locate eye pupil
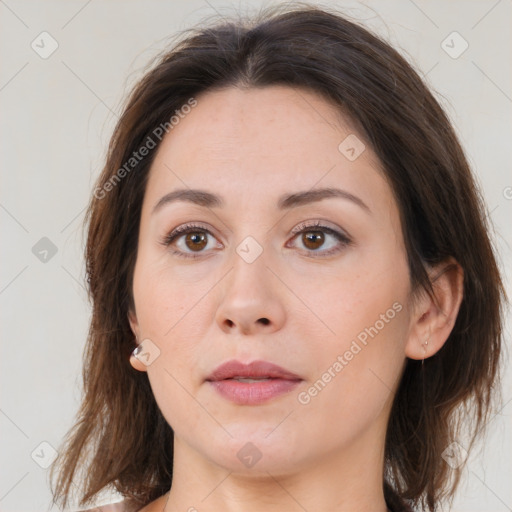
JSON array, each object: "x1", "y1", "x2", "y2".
[
  {"x1": 185, "y1": 232, "x2": 207, "y2": 251},
  {"x1": 303, "y1": 231, "x2": 324, "y2": 250}
]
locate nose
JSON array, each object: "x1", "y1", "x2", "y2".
[{"x1": 215, "y1": 251, "x2": 286, "y2": 336}]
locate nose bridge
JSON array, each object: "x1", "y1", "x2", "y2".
[
  {"x1": 228, "y1": 237, "x2": 272, "y2": 307},
  {"x1": 215, "y1": 235, "x2": 286, "y2": 334}
]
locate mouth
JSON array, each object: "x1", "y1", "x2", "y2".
[
  {"x1": 206, "y1": 360, "x2": 302, "y2": 405},
  {"x1": 229, "y1": 377, "x2": 274, "y2": 383},
  {"x1": 206, "y1": 359, "x2": 302, "y2": 382}
]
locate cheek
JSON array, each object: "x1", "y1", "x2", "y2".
[
  {"x1": 133, "y1": 263, "x2": 212, "y2": 431},
  {"x1": 303, "y1": 262, "x2": 408, "y2": 352},
  {"x1": 294, "y1": 284, "x2": 409, "y2": 446},
  {"x1": 295, "y1": 254, "x2": 410, "y2": 412},
  {"x1": 146, "y1": 359, "x2": 205, "y2": 433},
  {"x1": 132, "y1": 252, "x2": 216, "y2": 341}
]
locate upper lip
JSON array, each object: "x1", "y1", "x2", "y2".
[{"x1": 206, "y1": 360, "x2": 302, "y2": 381}]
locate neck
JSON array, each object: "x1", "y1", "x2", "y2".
[{"x1": 164, "y1": 424, "x2": 389, "y2": 512}]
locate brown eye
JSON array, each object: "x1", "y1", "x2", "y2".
[
  {"x1": 161, "y1": 224, "x2": 221, "y2": 259},
  {"x1": 184, "y1": 232, "x2": 208, "y2": 251},
  {"x1": 302, "y1": 231, "x2": 325, "y2": 250},
  {"x1": 288, "y1": 222, "x2": 352, "y2": 258}
]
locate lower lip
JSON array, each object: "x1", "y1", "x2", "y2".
[{"x1": 208, "y1": 379, "x2": 301, "y2": 405}]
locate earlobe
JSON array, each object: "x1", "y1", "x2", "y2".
[
  {"x1": 129, "y1": 344, "x2": 149, "y2": 373},
  {"x1": 405, "y1": 259, "x2": 464, "y2": 361}
]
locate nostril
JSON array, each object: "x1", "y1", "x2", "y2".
[{"x1": 258, "y1": 318, "x2": 270, "y2": 325}]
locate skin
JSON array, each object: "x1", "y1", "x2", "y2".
[{"x1": 128, "y1": 85, "x2": 463, "y2": 512}]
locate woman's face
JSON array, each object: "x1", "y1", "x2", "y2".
[{"x1": 129, "y1": 85, "x2": 414, "y2": 475}]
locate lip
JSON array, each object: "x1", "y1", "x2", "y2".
[{"x1": 206, "y1": 360, "x2": 302, "y2": 405}]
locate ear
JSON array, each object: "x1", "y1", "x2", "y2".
[
  {"x1": 405, "y1": 259, "x2": 464, "y2": 360},
  {"x1": 128, "y1": 308, "x2": 140, "y2": 340},
  {"x1": 128, "y1": 308, "x2": 148, "y2": 373}
]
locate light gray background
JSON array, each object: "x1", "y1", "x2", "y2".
[{"x1": 1, "y1": 1, "x2": 511, "y2": 511}]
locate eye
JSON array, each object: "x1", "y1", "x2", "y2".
[
  {"x1": 160, "y1": 223, "x2": 221, "y2": 259},
  {"x1": 286, "y1": 220, "x2": 352, "y2": 257},
  {"x1": 160, "y1": 220, "x2": 352, "y2": 260}
]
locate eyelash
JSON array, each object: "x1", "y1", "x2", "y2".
[{"x1": 159, "y1": 221, "x2": 352, "y2": 260}]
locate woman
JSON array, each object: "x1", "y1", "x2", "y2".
[{"x1": 50, "y1": 4, "x2": 505, "y2": 512}]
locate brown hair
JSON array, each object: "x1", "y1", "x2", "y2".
[{"x1": 50, "y1": 4, "x2": 505, "y2": 511}]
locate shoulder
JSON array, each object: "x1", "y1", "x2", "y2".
[
  {"x1": 78, "y1": 494, "x2": 168, "y2": 512},
  {"x1": 78, "y1": 501, "x2": 141, "y2": 512}
]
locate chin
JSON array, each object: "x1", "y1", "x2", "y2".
[{"x1": 200, "y1": 429, "x2": 306, "y2": 475}]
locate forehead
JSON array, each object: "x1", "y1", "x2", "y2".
[{"x1": 144, "y1": 85, "x2": 392, "y2": 214}]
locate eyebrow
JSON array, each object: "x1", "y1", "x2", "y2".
[{"x1": 152, "y1": 187, "x2": 371, "y2": 214}]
